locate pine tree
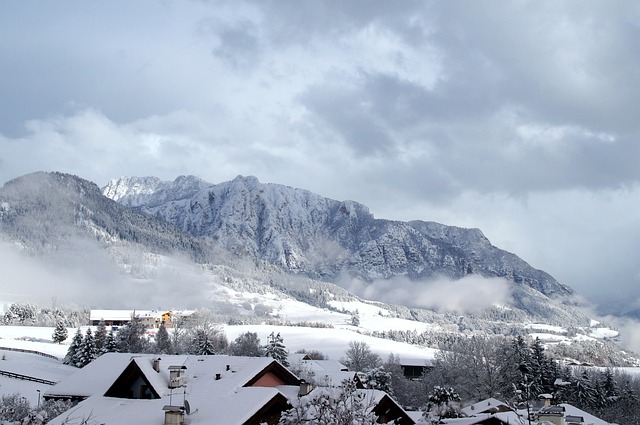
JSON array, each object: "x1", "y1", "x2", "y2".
[
  {"x1": 571, "y1": 370, "x2": 598, "y2": 409},
  {"x1": 64, "y1": 328, "x2": 83, "y2": 366},
  {"x1": 77, "y1": 328, "x2": 98, "y2": 367},
  {"x1": 52, "y1": 321, "x2": 68, "y2": 344},
  {"x1": 601, "y1": 368, "x2": 619, "y2": 402},
  {"x1": 94, "y1": 321, "x2": 107, "y2": 353},
  {"x1": 155, "y1": 323, "x2": 172, "y2": 354},
  {"x1": 192, "y1": 329, "x2": 217, "y2": 355},
  {"x1": 424, "y1": 386, "x2": 462, "y2": 422},
  {"x1": 116, "y1": 313, "x2": 148, "y2": 353},
  {"x1": 351, "y1": 310, "x2": 360, "y2": 327},
  {"x1": 358, "y1": 367, "x2": 394, "y2": 397},
  {"x1": 264, "y1": 332, "x2": 289, "y2": 367},
  {"x1": 102, "y1": 330, "x2": 118, "y2": 354}
]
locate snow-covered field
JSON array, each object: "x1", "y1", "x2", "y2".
[{"x1": 0, "y1": 321, "x2": 436, "y2": 405}]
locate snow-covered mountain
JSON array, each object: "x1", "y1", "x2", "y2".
[
  {"x1": 1, "y1": 171, "x2": 592, "y2": 330},
  {"x1": 103, "y1": 175, "x2": 573, "y2": 299}
]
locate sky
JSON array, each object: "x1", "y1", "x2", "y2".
[{"x1": 1, "y1": 0, "x2": 640, "y2": 317}]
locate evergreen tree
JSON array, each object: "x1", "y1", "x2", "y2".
[
  {"x1": 94, "y1": 321, "x2": 107, "y2": 353},
  {"x1": 102, "y1": 330, "x2": 118, "y2": 354},
  {"x1": 571, "y1": 370, "x2": 598, "y2": 409},
  {"x1": 52, "y1": 321, "x2": 68, "y2": 344},
  {"x1": 601, "y1": 368, "x2": 619, "y2": 402},
  {"x1": 423, "y1": 386, "x2": 462, "y2": 423},
  {"x1": 351, "y1": 310, "x2": 360, "y2": 327},
  {"x1": 529, "y1": 337, "x2": 554, "y2": 396},
  {"x1": 77, "y1": 328, "x2": 98, "y2": 367},
  {"x1": 191, "y1": 329, "x2": 217, "y2": 355},
  {"x1": 155, "y1": 323, "x2": 172, "y2": 354},
  {"x1": 63, "y1": 328, "x2": 83, "y2": 366},
  {"x1": 264, "y1": 332, "x2": 289, "y2": 367},
  {"x1": 358, "y1": 367, "x2": 394, "y2": 397},
  {"x1": 116, "y1": 313, "x2": 148, "y2": 353}
]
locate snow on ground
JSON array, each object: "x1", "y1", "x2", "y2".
[
  {"x1": 528, "y1": 333, "x2": 567, "y2": 343},
  {"x1": 589, "y1": 327, "x2": 619, "y2": 339},
  {"x1": 224, "y1": 324, "x2": 437, "y2": 364},
  {"x1": 524, "y1": 323, "x2": 567, "y2": 334},
  {"x1": 0, "y1": 348, "x2": 77, "y2": 405},
  {"x1": 0, "y1": 326, "x2": 72, "y2": 359}
]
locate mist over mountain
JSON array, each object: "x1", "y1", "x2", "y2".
[
  {"x1": 1, "y1": 171, "x2": 593, "y2": 330},
  {"x1": 104, "y1": 175, "x2": 573, "y2": 298}
]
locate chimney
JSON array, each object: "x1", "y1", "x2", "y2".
[
  {"x1": 153, "y1": 358, "x2": 161, "y2": 373},
  {"x1": 215, "y1": 373, "x2": 221, "y2": 380},
  {"x1": 299, "y1": 380, "x2": 313, "y2": 397}
]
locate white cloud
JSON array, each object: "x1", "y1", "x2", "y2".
[{"x1": 341, "y1": 274, "x2": 512, "y2": 314}]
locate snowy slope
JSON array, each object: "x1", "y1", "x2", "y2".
[{"x1": 102, "y1": 175, "x2": 573, "y2": 300}]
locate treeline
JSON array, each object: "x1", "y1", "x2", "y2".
[
  {"x1": 421, "y1": 335, "x2": 640, "y2": 424},
  {"x1": 63, "y1": 310, "x2": 291, "y2": 369},
  {"x1": 1, "y1": 303, "x2": 88, "y2": 327},
  {"x1": 362, "y1": 327, "x2": 635, "y2": 367}
]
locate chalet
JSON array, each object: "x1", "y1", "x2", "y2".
[
  {"x1": 44, "y1": 353, "x2": 301, "y2": 425},
  {"x1": 89, "y1": 309, "x2": 195, "y2": 328},
  {"x1": 288, "y1": 356, "x2": 362, "y2": 388},
  {"x1": 399, "y1": 357, "x2": 434, "y2": 380},
  {"x1": 44, "y1": 353, "x2": 415, "y2": 425},
  {"x1": 456, "y1": 398, "x2": 611, "y2": 425},
  {"x1": 534, "y1": 404, "x2": 611, "y2": 425},
  {"x1": 461, "y1": 398, "x2": 514, "y2": 416}
]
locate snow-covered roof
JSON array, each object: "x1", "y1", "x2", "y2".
[
  {"x1": 89, "y1": 309, "x2": 156, "y2": 321},
  {"x1": 558, "y1": 403, "x2": 611, "y2": 425},
  {"x1": 46, "y1": 353, "x2": 301, "y2": 425},
  {"x1": 399, "y1": 357, "x2": 434, "y2": 367},
  {"x1": 298, "y1": 359, "x2": 348, "y2": 372},
  {"x1": 440, "y1": 412, "x2": 520, "y2": 425},
  {"x1": 461, "y1": 397, "x2": 512, "y2": 416},
  {"x1": 312, "y1": 370, "x2": 359, "y2": 387},
  {"x1": 89, "y1": 309, "x2": 195, "y2": 321}
]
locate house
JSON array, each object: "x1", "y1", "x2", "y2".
[
  {"x1": 89, "y1": 309, "x2": 195, "y2": 328},
  {"x1": 439, "y1": 415, "x2": 517, "y2": 425},
  {"x1": 288, "y1": 356, "x2": 362, "y2": 388},
  {"x1": 535, "y1": 403, "x2": 612, "y2": 425},
  {"x1": 461, "y1": 397, "x2": 514, "y2": 416},
  {"x1": 44, "y1": 352, "x2": 414, "y2": 425},
  {"x1": 399, "y1": 357, "x2": 434, "y2": 380},
  {"x1": 288, "y1": 385, "x2": 415, "y2": 425},
  {"x1": 44, "y1": 353, "x2": 301, "y2": 425},
  {"x1": 457, "y1": 398, "x2": 612, "y2": 425}
]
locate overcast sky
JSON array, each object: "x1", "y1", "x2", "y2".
[{"x1": 1, "y1": 1, "x2": 640, "y2": 316}]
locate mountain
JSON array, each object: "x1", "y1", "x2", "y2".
[
  {"x1": 0, "y1": 171, "x2": 588, "y2": 329},
  {"x1": 103, "y1": 174, "x2": 573, "y2": 299},
  {"x1": 0, "y1": 172, "x2": 212, "y2": 262}
]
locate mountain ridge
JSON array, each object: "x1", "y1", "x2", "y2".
[
  {"x1": 103, "y1": 174, "x2": 573, "y2": 299},
  {"x1": 0, "y1": 171, "x2": 587, "y2": 329}
]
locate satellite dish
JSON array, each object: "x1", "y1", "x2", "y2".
[{"x1": 184, "y1": 399, "x2": 191, "y2": 415}]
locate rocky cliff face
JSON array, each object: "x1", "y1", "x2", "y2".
[{"x1": 103, "y1": 175, "x2": 573, "y2": 299}]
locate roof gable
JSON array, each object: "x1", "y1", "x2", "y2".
[
  {"x1": 244, "y1": 361, "x2": 300, "y2": 387},
  {"x1": 104, "y1": 360, "x2": 160, "y2": 399}
]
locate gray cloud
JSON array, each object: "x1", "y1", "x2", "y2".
[
  {"x1": 1, "y1": 0, "x2": 640, "y2": 318},
  {"x1": 0, "y1": 241, "x2": 212, "y2": 310},
  {"x1": 341, "y1": 274, "x2": 513, "y2": 314}
]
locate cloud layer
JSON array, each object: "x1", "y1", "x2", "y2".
[
  {"x1": 1, "y1": 1, "x2": 640, "y2": 315},
  {"x1": 342, "y1": 274, "x2": 513, "y2": 314}
]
